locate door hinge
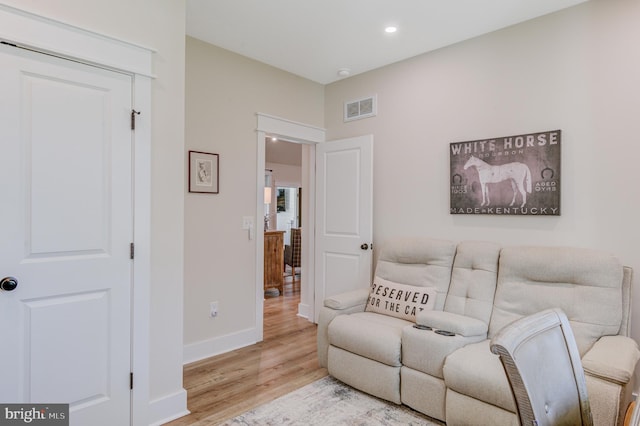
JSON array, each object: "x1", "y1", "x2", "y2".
[
  {"x1": 130, "y1": 372, "x2": 133, "y2": 390},
  {"x1": 131, "y1": 109, "x2": 141, "y2": 130},
  {"x1": 130, "y1": 242, "x2": 135, "y2": 260}
]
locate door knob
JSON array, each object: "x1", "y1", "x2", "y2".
[
  {"x1": 360, "y1": 243, "x2": 369, "y2": 250},
  {"x1": 1, "y1": 276, "x2": 18, "y2": 291}
]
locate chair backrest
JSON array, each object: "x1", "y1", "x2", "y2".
[
  {"x1": 285, "y1": 228, "x2": 302, "y2": 267},
  {"x1": 489, "y1": 246, "x2": 624, "y2": 356},
  {"x1": 443, "y1": 240, "x2": 501, "y2": 325},
  {"x1": 490, "y1": 308, "x2": 593, "y2": 426},
  {"x1": 374, "y1": 238, "x2": 456, "y2": 310}
]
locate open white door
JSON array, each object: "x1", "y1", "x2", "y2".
[
  {"x1": 314, "y1": 135, "x2": 373, "y2": 322},
  {"x1": 0, "y1": 44, "x2": 133, "y2": 425}
]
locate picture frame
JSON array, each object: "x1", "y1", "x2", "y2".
[
  {"x1": 277, "y1": 188, "x2": 287, "y2": 212},
  {"x1": 449, "y1": 130, "x2": 561, "y2": 216},
  {"x1": 189, "y1": 150, "x2": 219, "y2": 194}
]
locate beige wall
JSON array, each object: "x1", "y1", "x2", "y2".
[
  {"x1": 325, "y1": 0, "x2": 640, "y2": 337},
  {"x1": 0, "y1": 0, "x2": 187, "y2": 420},
  {"x1": 183, "y1": 38, "x2": 323, "y2": 353},
  {"x1": 267, "y1": 163, "x2": 302, "y2": 188}
]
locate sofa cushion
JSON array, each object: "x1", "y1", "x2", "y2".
[
  {"x1": 444, "y1": 240, "x2": 501, "y2": 325},
  {"x1": 443, "y1": 339, "x2": 516, "y2": 413},
  {"x1": 403, "y1": 324, "x2": 486, "y2": 379},
  {"x1": 375, "y1": 238, "x2": 456, "y2": 310},
  {"x1": 490, "y1": 246, "x2": 623, "y2": 356},
  {"x1": 328, "y1": 312, "x2": 410, "y2": 366},
  {"x1": 365, "y1": 276, "x2": 436, "y2": 321}
]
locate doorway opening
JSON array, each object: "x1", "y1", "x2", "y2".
[
  {"x1": 264, "y1": 140, "x2": 303, "y2": 323},
  {"x1": 255, "y1": 113, "x2": 324, "y2": 343}
]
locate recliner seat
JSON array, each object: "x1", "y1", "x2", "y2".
[{"x1": 318, "y1": 238, "x2": 639, "y2": 426}]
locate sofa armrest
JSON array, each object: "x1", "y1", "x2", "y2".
[
  {"x1": 324, "y1": 288, "x2": 370, "y2": 310},
  {"x1": 416, "y1": 310, "x2": 488, "y2": 337},
  {"x1": 317, "y1": 289, "x2": 369, "y2": 368},
  {"x1": 582, "y1": 335, "x2": 640, "y2": 385}
]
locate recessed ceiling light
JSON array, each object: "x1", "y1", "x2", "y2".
[
  {"x1": 337, "y1": 68, "x2": 351, "y2": 77},
  {"x1": 271, "y1": 136, "x2": 278, "y2": 142},
  {"x1": 385, "y1": 26, "x2": 397, "y2": 34}
]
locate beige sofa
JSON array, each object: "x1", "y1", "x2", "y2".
[{"x1": 317, "y1": 238, "x2": 639, "y2": 426}]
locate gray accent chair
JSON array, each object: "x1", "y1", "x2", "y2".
[{"x1": 490, "y1": 308, "x2": 593, "y2": 426}]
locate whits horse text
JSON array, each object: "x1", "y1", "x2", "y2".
[{"x1": 450, "y1": 131, "x2": 559, "y2": 157}]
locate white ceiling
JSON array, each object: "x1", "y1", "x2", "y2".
[{"x1": 186, "y1": 0, "x2": 590, "y2": 85}]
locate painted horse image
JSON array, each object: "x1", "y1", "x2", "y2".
[{"x1": 463, "y1": 156, "x2": 532, "y2": 208}]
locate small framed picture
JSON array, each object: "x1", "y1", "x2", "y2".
[{"x1": 189, "y1": 151, "x2": 219, "y2": 194}]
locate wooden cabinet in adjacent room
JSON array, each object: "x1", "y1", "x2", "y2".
[{"x1": 264, "y1": 230, "x2": 285, "y2": 294}]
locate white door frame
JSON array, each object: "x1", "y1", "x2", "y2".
[
  {"x1": 0, "y1": 5, "x2": 154, "y2": 425},
  {"x1": 255, "y1": 113, "x2": 324, "y2": 340}
]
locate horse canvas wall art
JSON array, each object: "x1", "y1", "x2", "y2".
[
  {"x1": 450, "y1": 130, "x2": 561, "y2": 216},
  {"x1": 463, "y1": 156, "x2": 532, "y2": 208}
]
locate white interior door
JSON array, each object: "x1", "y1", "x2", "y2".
[
  {"x1": 314, "y1": 135, "x2": 373, "y2": 322},
  {"x1": 0, "y1": 44, "x2": 133, "y2": 425}
]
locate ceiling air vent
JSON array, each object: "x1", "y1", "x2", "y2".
[{"x1": 344, "y1": 95, "x2": 377, "y2": 122}]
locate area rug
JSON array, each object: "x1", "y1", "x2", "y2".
[{"x1": 219, "y1": 376, "x2": 443, "y2": 425}]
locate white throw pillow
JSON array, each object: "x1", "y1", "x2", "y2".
[{"x1": 365, "y1": 276, "x2": 437, "y2": 321}]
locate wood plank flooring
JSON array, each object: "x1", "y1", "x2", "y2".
[{"x1": 166, "y1": 278, "x2": 327, "y2": 425}]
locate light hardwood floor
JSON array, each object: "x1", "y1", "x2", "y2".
[{"x1": 166, "y1": 277, "x2": 327, "y2": 425}]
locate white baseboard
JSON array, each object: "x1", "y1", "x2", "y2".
[
  {"x1": 297, "y1": 302, "x2": 312, "y2": 321},
  {"x1": 183, "y1": 327, "x2": 258, "y2": 365},
  {"x1": 147, "y1": 388, "x2": 189, "y2": 426},
  {"x1": 148, "y1": 328, "x2": 259, "y2": 424}
]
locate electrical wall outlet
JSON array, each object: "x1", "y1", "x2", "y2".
[{"x1": 210, "y1": 301, "x2": 219, "y2": 318}]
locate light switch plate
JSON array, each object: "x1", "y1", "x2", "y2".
[{"x1": 242, "y1": 216, "x2": 254, "y2": 229}]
